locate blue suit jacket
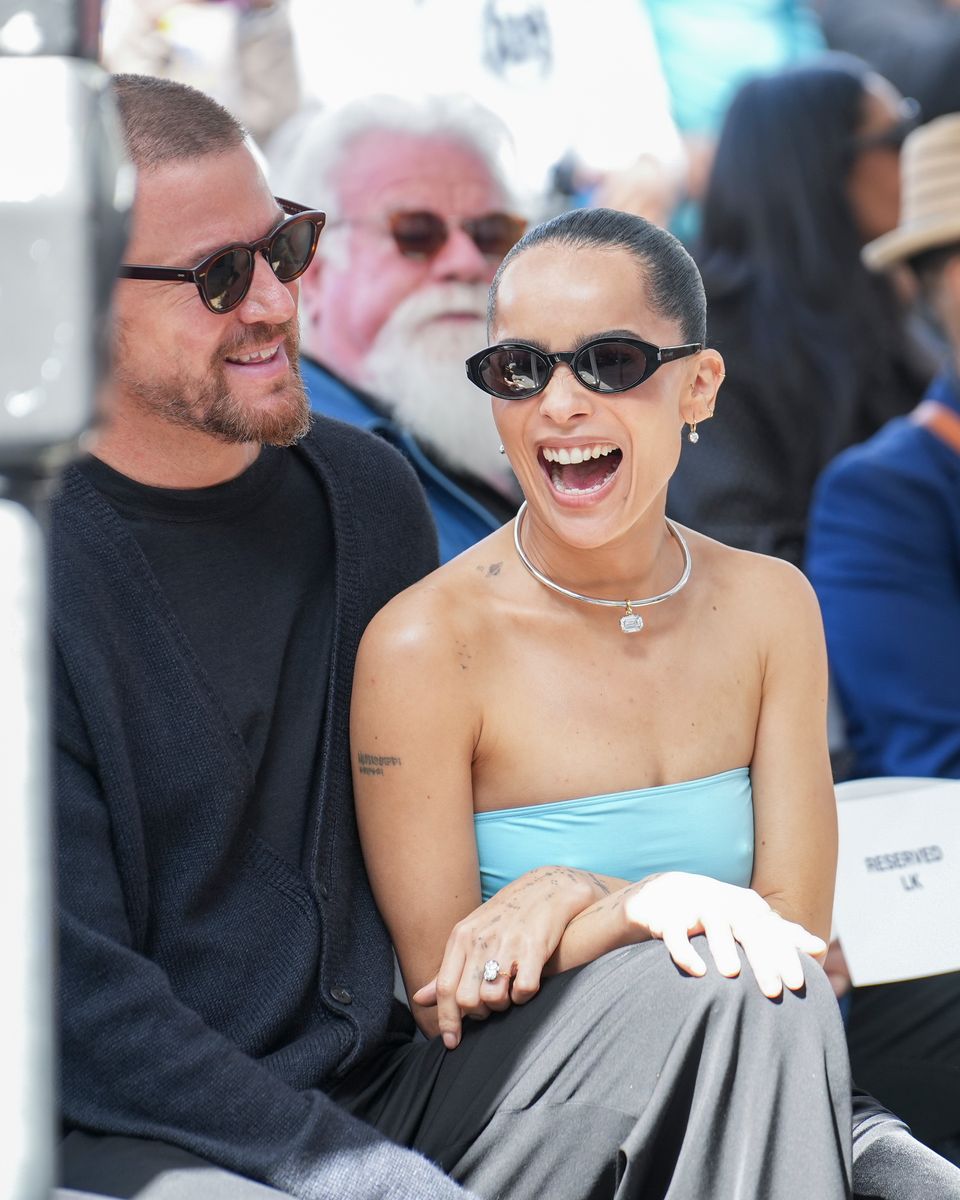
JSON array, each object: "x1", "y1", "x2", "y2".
[
  {"x1": 807, "y1": 373, "x2": 960, "y2": 778},
  {"x1": 301, "y1": 356, "x2": 507, "y2": 563}
]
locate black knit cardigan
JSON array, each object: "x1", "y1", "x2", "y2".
[{"x1": 51, "y1": 417, "x2": 467, "y2": 1198}]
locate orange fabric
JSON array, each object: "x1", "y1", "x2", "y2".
[{"x1": 911, "y1": 399, "x2": 960, "y2": 455}]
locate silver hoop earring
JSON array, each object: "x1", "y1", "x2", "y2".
[{"x1": 687, "y1": 422, "x2": 699, "y2": 444}]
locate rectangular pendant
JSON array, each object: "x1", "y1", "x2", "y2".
[{"x1": 620, "y1": 612, "x2": 644, "y2": 633}]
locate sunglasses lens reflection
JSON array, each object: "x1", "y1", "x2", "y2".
[
  {"x1": 202, "y1": 215, "x2": 321, "y2": 312},
  {"x1": 270, "y1": 215, "x2": 321, "y2": 280},
  {"x1": 576, "y1": 342, "x2": 648, "y2": 392},
  {"x1": 204, "y1": 248, "x2": 253, "y2": 312},
  {"x1": 479, "y1": 347, "x2": 547, "y2": 398},
  {"x1": 473, "y1": 340, "x2": 653, "y2": 400}
]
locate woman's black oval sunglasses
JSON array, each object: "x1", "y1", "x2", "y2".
[
  {"x1": 118, "y1": 198, "x2": 326, "y2": 315},
  {"x1": 465, "y1": 336, "x2": 702, "y2": 400}
]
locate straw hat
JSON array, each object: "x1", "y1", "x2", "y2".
[{"x1": 862, "y1": 112, "x2": 960, "y2": 271}]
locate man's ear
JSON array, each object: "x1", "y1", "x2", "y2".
[
  {"x1": 680, "y1": 348, "x2": 724, "y2": 427},
  {"x1": 298, "y1": 256, "x2": 324, "y2": 330}
]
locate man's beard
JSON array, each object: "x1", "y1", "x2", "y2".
[
  {"x1": 358, "y1": 283, "x2": 519, "y2": 499},
  {"x1": 115, "y1": 320, "x2": 311, "y2": 447}
]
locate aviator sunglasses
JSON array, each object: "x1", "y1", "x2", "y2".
[
  {"x1": 465, "y1": 336, "x2": 703, "y2": 400},
  {"x1": 375, "y1": 210, "x2": 526, "y2": 261},
  {"x1": 118, "y1": 198, "x2": 326, "y2": 314}
]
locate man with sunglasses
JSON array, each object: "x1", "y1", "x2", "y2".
[
  {"x1": 270, "y1": 95, "x2": 526, "y2": 563},
  {"x1": 53, "y1": 73, "x2": 465, "y2": 1200}
]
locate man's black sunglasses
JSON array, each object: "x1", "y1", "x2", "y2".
[
  {"x1": 118, "y1": 198, "x2": 326, "y2": 314},
  {"x1": 465, "y1": 336, "x2": 702, "y2": 400}
]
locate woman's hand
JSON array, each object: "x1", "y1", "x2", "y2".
[
  {"x1": 411, "y1": 866, "x2": 601, "y2": 1049},
  {"x1": 620, "y1": 872, "x2": 826, "y2": 998}
]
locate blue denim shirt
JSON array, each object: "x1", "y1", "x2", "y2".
[{"x1": 301, "y1": 356, "x2": 506, "y2": 563}]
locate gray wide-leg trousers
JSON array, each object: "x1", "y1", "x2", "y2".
[
  {"x1": 334, "y1": 938, "x2": 851, "y2": 1200},
  {"x1": 61, "y1": 939, "x2": 960, "y2": 1198}
]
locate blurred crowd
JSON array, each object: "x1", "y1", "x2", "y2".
[{"x1": 98, "y1": 0, "x2": 960, "y2": 1167}]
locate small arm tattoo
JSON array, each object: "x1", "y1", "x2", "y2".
[
  {"x1": 582, "y1": 871, "x2": 611, "y2": 897},
  {"x1": 357, "y1": 751, "x2": 402, "y2": 776}
]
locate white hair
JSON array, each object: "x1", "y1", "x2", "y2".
[
  {"x1": 266, "y1": 92, "x2": 524, "y2": 225},
  {"x1": 358, "y1": 280, "x2": 518, "y2": 497}
]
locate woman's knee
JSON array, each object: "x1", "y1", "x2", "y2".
[
  {"x1": 662, "y1": 939, "x2": 844, "y2": 1038},
  {"x1": 573, "y1": 938, "x2": 843, "y2": 1041}
]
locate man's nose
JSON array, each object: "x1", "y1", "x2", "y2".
[
  {"x1": 239, "y1": 251, "x2": 299, "y2": 324},
  {"x1": 428, "y1": 223, "x2": 492, "y2": 284}
]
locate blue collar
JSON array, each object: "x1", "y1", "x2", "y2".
[
  {"x1": 300, "y1": 356, "x2": 507, "y2": 537},
  {"x1": 927, "y1": 371, "x2": 960, "y2": 416}
]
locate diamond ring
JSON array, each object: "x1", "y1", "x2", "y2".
[{"x1": 483, "y1": 959, "x2": 514, "y2": 982}]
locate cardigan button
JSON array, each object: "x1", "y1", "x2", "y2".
[
  {"x1": 319, "y1": 884, "x2": 330, "y2": 900},
  {"x1": 330, "y1": 986, "x2": 353, "y2": 1005}
]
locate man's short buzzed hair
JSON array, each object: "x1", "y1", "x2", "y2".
[{"x1": 112, "y1": 74, "x2": 247, "y2": 169}]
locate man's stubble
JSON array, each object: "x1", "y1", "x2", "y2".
[{"x1": 114, "y1": 319, "x2": 311, "y2": 447}]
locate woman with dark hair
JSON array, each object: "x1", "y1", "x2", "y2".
[
  {"x1": 668, "y1": 54, "x2": 934, "y2": 567},
  {"x1": 338, "y1": 207, "x2": 960, "y2": 1199}
]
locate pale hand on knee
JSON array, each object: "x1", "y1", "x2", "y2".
[{"x1": 621, "y1": 872, "x2": 826, "y2": 999}]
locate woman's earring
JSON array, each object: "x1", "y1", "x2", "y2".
[
  {"x1": 498, "y1": 443, "x2": 506, "y2": 455},
  {"x1": 687, "y1": 422, "x2": 699, "y2": 444}
]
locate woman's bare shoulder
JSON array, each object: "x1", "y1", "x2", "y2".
[
  {"x1": 686, "y1": 529, "x2": 823, "y2": 635},
  {"x1": 358, "y1": 526, "x2": 515, "y2": 668}
]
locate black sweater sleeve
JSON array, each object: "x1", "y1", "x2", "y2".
[{"x1": 56, "y1": 718, "x2": 466, "y2": 1200}]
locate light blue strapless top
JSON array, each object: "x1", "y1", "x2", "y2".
[{"x1": 474, "y1": 767, "x2": 754, "y2": 902}]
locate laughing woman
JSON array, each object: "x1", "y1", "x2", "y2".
[{"x1": 341, "y1": 208, "x2": 852, "y2": 1199}]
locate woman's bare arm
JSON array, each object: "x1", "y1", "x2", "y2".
[
  {"x1": 352, "y1": 584, "x2": 616, "y2": 1044},
  {"x1": 747, "y1": 559, "x2": 837, "y2": 943},
  {"x1": 351, "y1": 589, "x2": 484, "y2": 1038}
]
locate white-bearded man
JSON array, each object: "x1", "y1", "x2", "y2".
[{"x1": 269, "y1": 95, "x2": 526, "y2": 561}]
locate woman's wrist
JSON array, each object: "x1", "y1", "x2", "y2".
[
  {"x1": 524, "y1": 865, "x2": 603, "y2": 921},
  {"x1": 616, "y1": 872, "x2": 664, "y2": 940}
]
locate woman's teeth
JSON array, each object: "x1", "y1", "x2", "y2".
[{"x1": 542, "y1": 443, "x2": 617, "y2": 465}]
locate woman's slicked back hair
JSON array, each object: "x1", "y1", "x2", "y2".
[{"x1": 488, "y1": 207, "x2": 706, "y2": 344}]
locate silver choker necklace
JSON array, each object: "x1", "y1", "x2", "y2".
[{"x1": 512, "y1": 501, "x2": 692, "y2": 634}]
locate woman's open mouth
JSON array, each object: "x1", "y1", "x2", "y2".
[{"x1": 539, "y1": 442, "x2": 623, "y2": 497}]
